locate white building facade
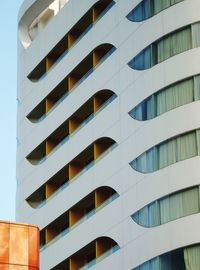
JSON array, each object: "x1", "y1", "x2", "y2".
[{"x1": 17, "y1": 0, "x2": 200, "y2": 269}]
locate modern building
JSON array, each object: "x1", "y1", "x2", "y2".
[
  {"x1": 0, "y1": 221, "x2": 39, "y2": 269},
  {"x1": 17, "y1": 0, "x2": 200, "y2": 269}
]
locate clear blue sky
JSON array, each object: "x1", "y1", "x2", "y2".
[{"x1": 0, "y1": 1, "x2": 23, "y2": 221}]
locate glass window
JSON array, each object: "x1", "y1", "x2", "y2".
[
  {"x1": 128, "y1": 22, "x2": 200, "y2": 71},
  {"x1": 129, "y1": 46, "x2": 152, "y2": 70},
  {"x1": 133, "y1": 244, "x2": 200, "y2": 270},
  {"x1": 132, "y1": 186, "x2": 200, "y2": 228},
  {"x1": 127, "y1": 0, "x2": 151, "y2": 22},
  {"x1": 127, "y1": 0, "x2": 183, "y2": 22},
  {"x1": 129, "y1": 75, "x2": 198, "y2": 121},
  {"x1": 130, "y1": 129, "x2": 200, "y2": 173}
]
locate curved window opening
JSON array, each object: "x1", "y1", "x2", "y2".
[
  {"x1": 27, "y1": 90, "x2": 117, "y2": 165},
  {"x1": 132, "y1": 185, "x2": 200, "y2": 227},
  {"x1": 40, "y1": 187, "x2": 119, "y2": 251},
  {"x1": 133, "y1": 244, "x2": 200, "y2": 270},
  {"x1": 28, "y1": 0, "x2": 69, "y2": 42},
  {"x1": 127, "y1": 0, "x2": 184, "y2": 22},
  {"x1": 129, "y1": 74, "x2": 200, "y2": 121},
  {"x1": 26, "y1": 137, "x2": 117, "y2": 208},
  {"x1": 27, "y1": 0, "x2": 115, "y2": 81},
  {"x1": 128, "y1": 22, "x2": 200, "y2": 70},
  {"x1": 51, "y1": 237, "x2": 119, "y2": 270},
  {"x1": 27, "y1": 44, "x2": 116, "y2": 121},
  {"x1": 130, "y1": 129, "x2": 200, "y2": 173}
]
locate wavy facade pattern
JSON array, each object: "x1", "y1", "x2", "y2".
[{"x1": 17, "y1": 0, "x2": 200, "y2": 269}]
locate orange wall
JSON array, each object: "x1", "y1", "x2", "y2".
[{"x1": 0, "y1": 221, "x2": 39, "y2": 269}]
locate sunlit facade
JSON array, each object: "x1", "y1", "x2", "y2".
[{"x1": 17, "y1": 0, "x2": 200, "y2": 269}]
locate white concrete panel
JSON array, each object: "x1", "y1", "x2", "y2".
[{"x1": 17, "y1": 0, "x2": 200, "y2": 269}]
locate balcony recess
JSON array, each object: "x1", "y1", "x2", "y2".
[
  {"x1": 26, "y1": 137, "x2": 117, "y2": 208},
  {"x1": 27, "y1": 90, "x2": 117, "y2": 165},
  {"x1": 40, "y1": 186, "x2": 119, "y2": 251},
  {"x1": 51, "y1": 237, "x2": 119, "y2": 270},
  {"x1": 27, "y1": 44, "x2": 116, "y2": 121},
  {"x1": 27, "y1": 0, "x2": 115, "y2": 81}
]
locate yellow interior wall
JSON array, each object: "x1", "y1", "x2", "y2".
[
  {"x1": 45, "y1": 183, "x2": 57, "y2": 199},
  {"x1": 46, "y1": 57, "x2": 54, "y2": 71},
  {"x1": 92, "y1": 6, "x2": 102, "y2": 22},
  {"x1": 68, "y1": 75, "x2": 79, "y2": 90},
  {"x1": 94, "y1": 143, "x2": 105, "y2": 160},
  {"x1": 93, "y1": 51, "x2": 101, "y2": 67},
  {"x1": 95, "y1": 189, "x2": 112, "y2": 208},
  {"x1": 70, "y1": 257, "x2": 84, "y2": 270},
  {"x1": 46, "y1": 98, "x2": 54, "y2": 113},
  {"x1": 96, "y1": 239, "x2": 112, "y2": 258},
  {"x1": 69, "y1": 208, "x2": 85, "y2": 227},
  {"x1": 69, "y1": 163, "x2": 82, "y2": 180},
  {"x1": 69, "y1": 117, "x2": 82, "y2": 134},
  {"x1": 45, "y1": 227, "x2": 57, "y2": 244},
  {"x1": 46, "y1": 140, "x2": 57, "y2": 155},
  {"x1": 68, "y1": 32, "x2": 77, "y2": 49},
  {"x1": 93, "y1": 96, "x2": 104, "y2": 112}
]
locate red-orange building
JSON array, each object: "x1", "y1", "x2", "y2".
[{"x1": 0, "y1": 221, "x2": 39, "y2": 269}]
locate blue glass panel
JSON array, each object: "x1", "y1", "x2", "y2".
[
  {"x1": 128, "y1": 46, "x2": 152, "y2": 70},
  {"x1": 140, "y1": 261, "x2": 151, "y2": 270},
  {"x1": 129, "y1": 103, "x2": 143, "y2": 121},
  {"x1": 127, "y1": 0, "x2": 151, "y2": 22},
  {"x1": 130, "y1": 96, "x2": 151, "y2": 120},
  {"x1": 148, "y1": 201, "x2": 161, "y2": 227},
  {"x1": 146, "y1": 147, "x2": 158, "y2": 172}
]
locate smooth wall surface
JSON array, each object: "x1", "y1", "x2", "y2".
[{"x1": 17, "y1": 0, "x2": 200, "y2": 269}]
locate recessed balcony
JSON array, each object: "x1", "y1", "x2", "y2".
[
  {"x1": 27, "y1": 44, "x2": 116, "y2": 121},
  {"x1": 51, "y1": 237, "x2": 119, "y2": 270},
  {"x1": 27, "y1": 0, "x2": 115, "y2": 81},
  {"x1": 26, "y1": 137, "x2": 117, "y2": 208},
  {"x1": 27, "y1": 90, "x2": 117, "y2": 165},
  {"x1": 40, "y1": 186, "x2": 119, "y2": 251}
]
